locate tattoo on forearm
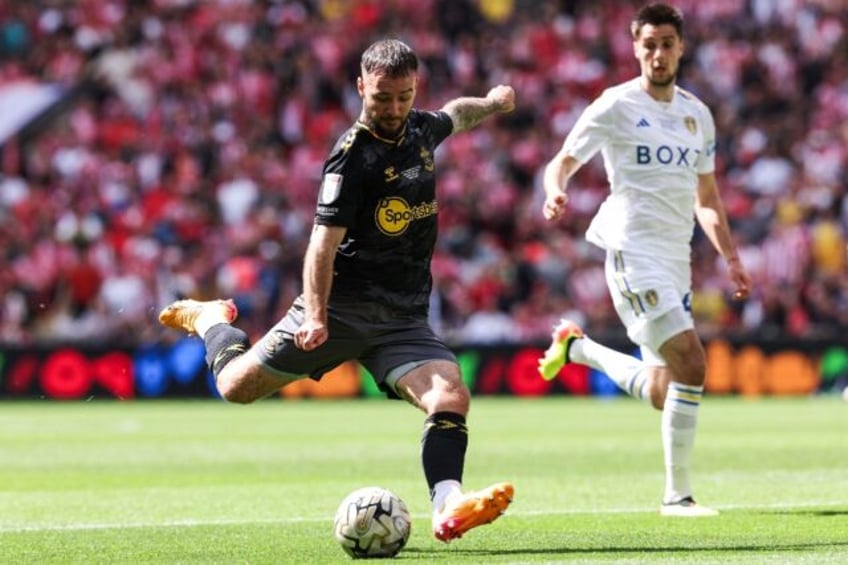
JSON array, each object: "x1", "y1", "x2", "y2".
[{"x1": 444, "y1": 98, "x2": 497, "y2": 132}]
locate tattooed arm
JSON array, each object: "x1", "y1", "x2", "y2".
[{"x1": 441, "y1": 85, "x2": 515, "y2": 133}]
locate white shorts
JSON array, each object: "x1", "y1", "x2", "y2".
[{"x1": 604, "y1": 250, "x2": 695, "y2": 365}]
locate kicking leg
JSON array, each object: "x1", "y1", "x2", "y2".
[{"x1": 396, "y1": 361, "x2": 514, "y2": 542}]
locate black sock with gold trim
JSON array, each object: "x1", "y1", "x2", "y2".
[
  {"x1": 204, "y1": 324, "x2": 250, "y2": 378},
  {"x1": 421, "y1": 411, "x2": 468, "y2": 498}
]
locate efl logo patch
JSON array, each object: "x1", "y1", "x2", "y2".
[{"x1": 320, "y1": 173, "x2": 343, "y2": 204}]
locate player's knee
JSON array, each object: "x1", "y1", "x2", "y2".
[
  {"x1": 219, "y1": 387, "x2": 257, "y2": 404},
  {"x1": 433, "y1": 378, "x2": 470, "y2": 415},
  {"x1": 215, "y1": 368, "x2": 260, "y2": 404},
  {"x1": 217, "y1": 382, "x2": 254, "y2": 404}
]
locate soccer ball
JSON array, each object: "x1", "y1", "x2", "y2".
[{"x1": 333, "y1": 486, "x2": 412, "y2": 558}]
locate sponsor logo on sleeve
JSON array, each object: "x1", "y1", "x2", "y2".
[{"x1": 320, "y1": 173, "x2": 343, "y2": 204}]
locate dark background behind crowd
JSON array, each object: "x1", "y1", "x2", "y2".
[{"x1": 0, "y1": 0, "x2": 845, "y2": 348}]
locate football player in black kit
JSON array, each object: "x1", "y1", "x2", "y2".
[{"x1": 159, "y1": 38, "x2": 516, "y2": 542}]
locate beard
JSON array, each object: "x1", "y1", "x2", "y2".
[
  {"x1": 647, "y1": 71, "x2": 676, "y2": 88},
  {"x1": 375, "y1": 116, "x2": 405, "y2": 137},
  {"x1": 376, "y1": 124, "x2": 401, "y2": 137}
]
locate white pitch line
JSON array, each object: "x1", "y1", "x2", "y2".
[{"x1": 1, "y1": 499, "x2": 845, "y2": 534}]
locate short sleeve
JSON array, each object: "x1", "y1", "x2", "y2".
[
  {"x1": 315, "y1": 134, "x2": 363, "y2": 228},
  {"x1": 562, "y1": 94, "x2": 615, "y2": 164}
]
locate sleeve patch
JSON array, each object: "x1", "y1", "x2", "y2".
[{"x1": 320, "y1": 173, "x2": 343, "y2": 204}]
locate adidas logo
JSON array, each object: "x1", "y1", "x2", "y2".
[{"x1": 636, "y1": 118, "x2": 651, "y2": 127}]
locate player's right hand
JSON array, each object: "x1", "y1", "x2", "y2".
[
  {"x1": 542, "y1": 191, "x2": 568, "y2": 221},
  {"x1": 294, "y1": 319, "x2": 328, "y2": 351}
]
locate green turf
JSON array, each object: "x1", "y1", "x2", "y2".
[{"x1": 1, "y1": 396, "x2": 846, "y2": 563}]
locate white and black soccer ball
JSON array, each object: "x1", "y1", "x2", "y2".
[{"x1": 333, "y1": 486, "x2": 412, "y2": 559}]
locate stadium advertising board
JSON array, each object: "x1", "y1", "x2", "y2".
[{"x1": 0, "y1": 338, "x2": 839, "y2": 399}]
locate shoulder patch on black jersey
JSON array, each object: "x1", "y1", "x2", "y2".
[{"x1": 320, "y1": 173, "x2": 343, "y2": 204}]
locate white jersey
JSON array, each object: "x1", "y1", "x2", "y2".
[{"x1": 562, "y1": 78, "x2": 716, "y2": 261}]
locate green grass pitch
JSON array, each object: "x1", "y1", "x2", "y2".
[{"x1": 1, "y1": 396, "x2": 847, "y2": 563}]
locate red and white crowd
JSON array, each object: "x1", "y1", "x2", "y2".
[{"x1": 0, "y1": 0, "x2": 845, "y2": 346}]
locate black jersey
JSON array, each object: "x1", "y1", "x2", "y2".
[{"x1": 314, "y1": 109, "x2": 454, "y2": 317}]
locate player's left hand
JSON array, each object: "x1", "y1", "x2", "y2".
[
  {"x1": 487, "y1": 85, "x2": 515, "y2": 113},
  {"x1": 727, "y1": 258, "x2": 752, "y2": 301}
]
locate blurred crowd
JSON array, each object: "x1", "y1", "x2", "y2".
[{"x1": 0, "y1": 0, "x2": 846, "y2": 347}]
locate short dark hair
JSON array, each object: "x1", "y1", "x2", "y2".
[
  {"x1": 631, "y1": 3, "x2": 684, "y2": 39},
  {"x1": 360, "y1": 39, "x2": 418, "y2": 78}
]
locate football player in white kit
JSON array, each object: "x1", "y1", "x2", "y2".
[{"x1": 538, "y1": 3, "x2": 752, "y2": 517}]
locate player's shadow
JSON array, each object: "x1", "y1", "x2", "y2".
[
  {"x1": 401, "y1": 511, "x2": 848, "y2": 559},
  {"x1": 401, "y1": 539, "x2": 848, "y2": 558},
  {"x1": 762, "y1": 508, "x2": 848, "y2": 517}
]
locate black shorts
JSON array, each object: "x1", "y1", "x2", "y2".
[{"x1": 254, "y1": 296, "x2": 457, "y2": 398}]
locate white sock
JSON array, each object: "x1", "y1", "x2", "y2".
[
  {"x1": 431, "y1": 480, "x2": 462, "y2": 521},
  {"x1": 662, "y1": 382, "x2": 702, "y2": 503},
  {"x1": 570, "y1": 337, "x2": 649, "y2": 401},
  {"x1": 195, "y1": 313, "x2": 230, "y2": 339}
]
